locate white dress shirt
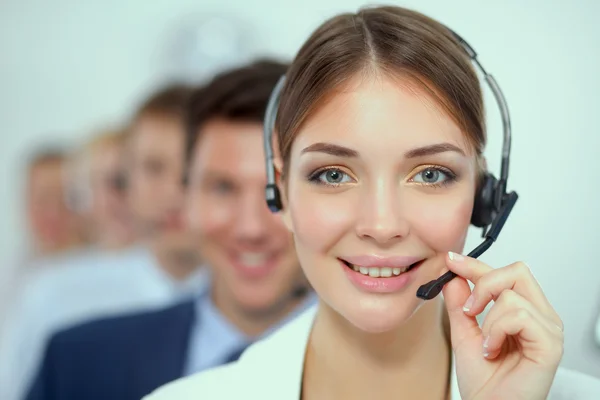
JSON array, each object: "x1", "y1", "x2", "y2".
[
  {"x1": 145, "y1": 305, "x2": 600, "y2": 400},
  {"x1": 0, "y1": 245, "x2": 209, "y2": 400}
]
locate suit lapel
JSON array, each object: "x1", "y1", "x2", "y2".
[{"x1": 129, "y1": 300, "x2": 196, "y2": 399}]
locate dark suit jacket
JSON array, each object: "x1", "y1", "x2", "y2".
[{"x1": 26, "y1": 300, "x2": 196, "y2": 400}]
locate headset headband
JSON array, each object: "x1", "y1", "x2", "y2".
[{"x1": 263, "y1": 75, "x2": 287, "y2": 211}]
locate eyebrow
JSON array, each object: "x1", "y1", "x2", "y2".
[
  {"x1": 300, "y1": 141, "x2": 466, "y2": 159},
  {"x1": 301, "y1": 143, "x2": 359, "y2": 158},
  {"x1": 404, "y1": 143, "x2": 466, "y2": 158}
]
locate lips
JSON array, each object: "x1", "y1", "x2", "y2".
[{"x1": 340, "y1": 257, "x2": 425, "y2": 293}]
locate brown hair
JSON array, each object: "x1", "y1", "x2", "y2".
[
  {"x1": 184, "y1": 59, "x2": 289, "y2": 179},
  {"x1": 276, "y1": 6, "x2": 486, "y2": 171},
  {"x1": 133, "y1": 84, "x2": 193, "y2": 123},
  {"x1": 85, "y1": 128, "x2": 127, "y2": 152},
  {"x1": 27, "y1": 146, "x2": 68, "y2": 172},
  {"x1": 120, "y1": 84, "x2": 193, "y2": 183}
]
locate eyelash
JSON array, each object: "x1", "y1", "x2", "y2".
[
  {"x1": 306, "y1": 165, "x2": 458, "y2": 188},
  {"x1": 410, "y1": 165, "x2": 458, "y2": 189},
  {"x1": 307, "y1": 167, "x2": 352, "y2": 187}
]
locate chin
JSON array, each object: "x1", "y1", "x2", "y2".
[
  {"x1": 331, "y1": 291, "x2": 424, "y2": 334},
  {"x1": 234, "y1": 285, "x2": 288, "y2": 314}
]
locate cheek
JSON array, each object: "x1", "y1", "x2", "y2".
[
  {"x1": 271, "y1": 213, "x2": 294, "y2": 239},
  {"x1": 186, "y1": 194, "x2": 235, "y2": 237},
  {"x1": 128, "y1": 180, "x2": 148, "y2": 206},
  {"x1": 288, "y1": 186, "x2": 355, "y2": 256},
  {"x1": 135, "y1": 173, "x2": 152, "y2": 191},
  {"x1": 410, "y1": 192, "x2": 473, "y2": 252}
]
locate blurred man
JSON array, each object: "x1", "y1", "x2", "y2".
[
  {"x1": 66, "y1": 129, "x2": 134, "y2": 250},
  {"x1": 0, "y1": 147, "x2": 83, "y2": 343},
  {"x1": 125, "y1": 88, "x2": 203, "y2": 280},
  {"x1": 25, "y1": 60, "x2": 314, "y2": 400},
  {"x1": 0, "y1": 86, "x2": 208, "y2": 400},
  {"x1": 25, "y1": 148, "x2": 84, "y2": 258}
]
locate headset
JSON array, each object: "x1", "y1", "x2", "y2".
[{"x1": 263, "y1": 28, "x2": 519, "y2": 301}]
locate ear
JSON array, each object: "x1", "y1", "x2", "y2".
[
  {"x1": 273, "y1": 157, "x2": 293, "y2": 232},
  {"x1": 474, "y1": 155, "x2": 489, "y2": 192},
  {"x1": 478, "y1": 156, "x2": 488, "y2": 173}
]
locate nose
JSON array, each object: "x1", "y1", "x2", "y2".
[
  {"x1": 235, "y1": 189, "x2": 270, "y2": 245},
  {"x1": 164, "y1": 172, "x2": 185, "y2": 210},
  {"x1": 355, "y1": 179, "x2": 410, "y2": 244}
]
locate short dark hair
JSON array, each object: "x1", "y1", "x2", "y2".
[
  {"x1": 184, "y1": 59, "x2": 289, "y2": 182},
  {"x1": 118, "y1": 84, "x2": 193, "y2": 185},
  {"x1": 134, "y1": 84, "x2": 194, "y2": 123}
]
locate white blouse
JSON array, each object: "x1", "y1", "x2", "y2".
[{"x1": 145, "y1": 305, "x2": 600, "y2": 399}]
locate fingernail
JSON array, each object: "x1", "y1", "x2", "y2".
[
  {"x1": 463, "y1": 294, "x2": 475, "y2": 312},
  {"x1": 448, "y1": 251, "x2": 464, "y2": 262},
  {"x1": 482, "y1": 336, "x2": 490, "y2": 357}
]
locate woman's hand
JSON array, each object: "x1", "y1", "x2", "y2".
[{"x1": 442, "y1": 252, "x2": 564, "y2": 400}]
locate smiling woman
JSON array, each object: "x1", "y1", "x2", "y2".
[
  {"x1": 281, "y1": 67, "x2": 477, "y2": 336},
  {"x1": 145, "y1": 5, "x2": 600, "y2": 400}
]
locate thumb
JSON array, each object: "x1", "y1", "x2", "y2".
[{"x1": 442, "y1": 273, "x2": 481, "y2": 350}]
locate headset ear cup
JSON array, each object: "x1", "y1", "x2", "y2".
[
  {"x1": 265, "y1": 183, "x2": 283, "y2": 212},
  {"x1": 471, "y1": 173, "x2": 497, "y2": 228}
]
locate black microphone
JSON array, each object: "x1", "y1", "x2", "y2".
[
  {"x1": 291, "y1": 285, "x2": 310, "y2": 299},
  {"x1": 416, "y1": 191, "x2": 518, "y2": 300}
]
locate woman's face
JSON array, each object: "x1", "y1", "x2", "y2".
[{"x1": 280, "y1": 74, "x2": 478, "y2": 333}]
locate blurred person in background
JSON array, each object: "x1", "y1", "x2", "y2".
[
  {"x1": 65, "y1": 128, "x2": 135, "y2": 250},
  {"x1": 0, "y1": 85, "x2": 208, "y2": 400},
  {"x1": 0, "y1": 147, "x2": 84, "y2": 329},
  {"x1": 5, "y1": 134, "x2": 135, "y2": 310},
  {"x1": 24, "y1": 60, "x2": 315, "y2": 400},
  {"x1": 125, "y1": 86, "x2": 204, "y2": 280},
  {"x1": 25, "y1": 147, "x2": 85, "y2": 259}
]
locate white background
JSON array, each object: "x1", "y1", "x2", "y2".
[{"x1": 0, "y1": 0, "x2": 599, "y2": 377}]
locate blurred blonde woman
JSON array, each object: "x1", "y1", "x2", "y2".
[{"x1": 66, "y1": 128, "x2": 135, "y2": 250}]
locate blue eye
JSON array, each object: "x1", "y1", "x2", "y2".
[
  {"x1": 412, "y1": 167, "x2": 455, "y2": 185},
  {"x1": 309, "y1": 168, "x2": 353, "y2": 186}
]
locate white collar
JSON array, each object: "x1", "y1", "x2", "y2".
[{"x1": 238, "y1": 304, "x2": 460, "y2": 399}]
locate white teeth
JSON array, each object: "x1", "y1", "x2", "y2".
[
  {"x1": 351, "y1": 264, "x2": 411, "y2": 278},
  {"x1": 368, "y1": 268, "x2": 380, "y2": 278},
  {"x1": 239, "y1": 252, "x2": 268, "y2": 267}
]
